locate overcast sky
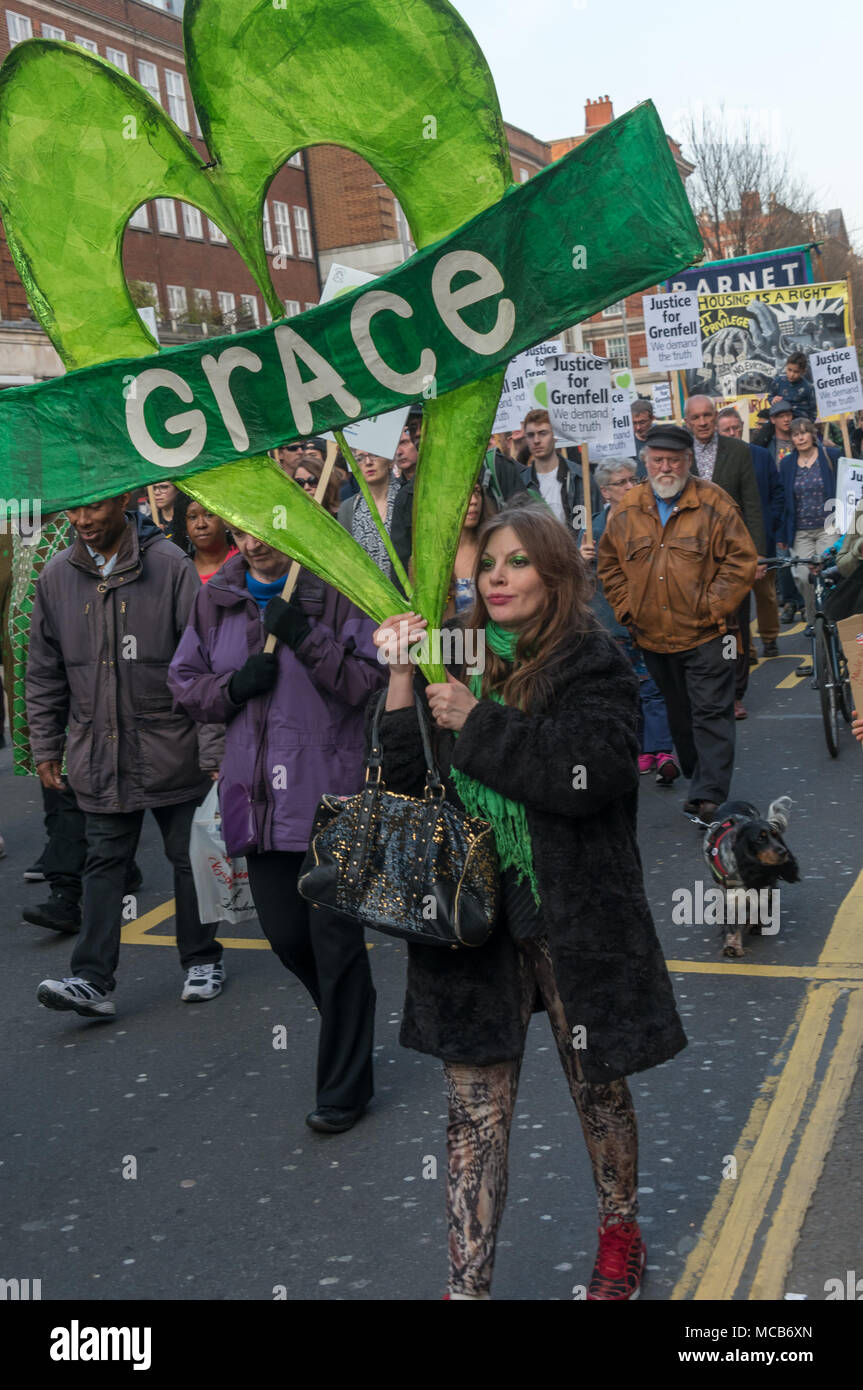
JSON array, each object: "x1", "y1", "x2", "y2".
[{"x1": 458, "y1": 0, "x2": 862, "y2": 250}]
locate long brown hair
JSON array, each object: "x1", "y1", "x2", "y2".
[{"x1": 463, "y1": 502, "x2": 598, "y2": 711}]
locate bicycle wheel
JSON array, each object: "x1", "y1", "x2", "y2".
[{"x1": 815, "y1": 623, "x2": 839, "y2": 757}]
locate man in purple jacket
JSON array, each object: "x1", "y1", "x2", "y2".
[{"x1": 168, "y1": 530, "x2": 386, "y2": 1134}]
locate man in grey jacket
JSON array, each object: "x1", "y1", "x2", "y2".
[{"x1": 27, "y1": 495, "x2": 223, "y2": 1020}]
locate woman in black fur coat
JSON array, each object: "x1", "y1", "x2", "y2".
[{"x1": 372, "y1": 504, "x2": 686, "y2": 1301}]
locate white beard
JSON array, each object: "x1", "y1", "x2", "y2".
[{"x1": 651, "y1": 470, "x2": 690, "y2": 499}]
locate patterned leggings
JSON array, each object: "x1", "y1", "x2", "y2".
[{"x1": 444, "y1": 934, "x2": 638, "y2": 1298}]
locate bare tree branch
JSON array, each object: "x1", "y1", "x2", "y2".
[{"x1": 682, "y1": 106, "x2": 813, "y2": 260}]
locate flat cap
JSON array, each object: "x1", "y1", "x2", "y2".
[
  {"x1": 643, "y1": 423, "x2": 693, "y2": 451},
  {"x1": 769, "y1": 398, "x2": 794, "y2": 417}
]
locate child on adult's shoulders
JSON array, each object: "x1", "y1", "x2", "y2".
[{"x1": 768, "y1": 350, "x2": 816, "y2": 421}]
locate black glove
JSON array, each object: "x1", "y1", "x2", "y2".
[
  {"x1": 263, "y1": 593, "x2": 312, "y2": 650},
  {"x1": 228, "y1": 652, "x2": 279, "y2": 705}
]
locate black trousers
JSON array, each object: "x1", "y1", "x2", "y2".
[
  {"x1": 41, "y1": 783, "x2": 86, "y2": 904},
  {"x1": 734, "y1": 595, "x2": 751, "y2": 700},
  {"x1": 246, "y1": 851, "x2": 376, "y2": 1111},
  {"x1": 39, "y1": 783, "x2": 140, "y2": 907},
  {"x1": 642, "y1": 635, "x2": 736, "y2": 804},
  {"x1": 71, "y1": 798, "x2": 221, "y2": 990}
]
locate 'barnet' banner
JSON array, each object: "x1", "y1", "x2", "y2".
[
  {"x1": 664, "y1": 246, "x2": 813, "y2": 295},
  {"x1": 0, "y1": 100, "x2": 703, "y2": 514},
  {"x1": 683, "y1": 281, "x2": 852, "y2": 401}
]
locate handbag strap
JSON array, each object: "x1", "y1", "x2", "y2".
[
  {"x1": 368, "y1": 687, "x2": 443, "y2": 796},
  {"x1": 345, "y1": 689, "x2": 444, "y2": 893}
]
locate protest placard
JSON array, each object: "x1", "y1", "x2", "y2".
[
  {"x1": 493, "y1": 339, "x2": 564, "y2": 432},
  {"x1": 836, "y1": 618, "x2": 863, "y2": 749},
  {"x1": 834, "y1": 458, "x2": 863, "y2": 535},
  {"x1": 643, "y1": 292, "x2": 703, "y2": 371},
  {"x1": 683, "y1": 282, "x2": 852, "y2": 400},
  {"x1": 810, "y1": 347, "x2": 863, "y2": 420},
  {"x1": 589, "y1": 369, "x2": 635, "y2": 460},
  {"x1": 652, "y1": 381, "x2": 672, "y2": 419},
  {"x1": 546, "y1": 354, "x2": 614, "y2": 446}
]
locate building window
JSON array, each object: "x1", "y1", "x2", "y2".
[
  {"x1": 105, "y1": 47, "x2": 128, "y2": 72},
  {"x1": 155, "y1": 199, "x2": 178, "y2": 235},
  {"x1": 240, "y1": 294, "x2": 259, "y2": 326},
  {"x1": 41, "y1": 24, "x2": 65, "y2": 40},
  {"x1": 262, "y1": 302, "x2": 273, "y2": 324},
  {"x1": 519, "y1": 167, "x2": 530, "y2": 183},
  {"x1": 165, "y1": 70, "x2": 189, "y2": 131},
  {"x1": 193, "y1": 288, "x2": 212, "y2": 316},
  {"x1": 262, "y1": 203, "x2": 273, "y2": 253},
  {"x1": 601, "y1": 300, "x2": 624, "y2": 318},
  {"x1": 74, "y1": 36, "x2": 98, "y2": 54},
  {"x1": 137, "y1": 60, "x2": 160, "y2": 106},
  {"x1": 166, "y1": 285, "x2": 187, "y2": 319},
  {"x1": 217, "y1": 291, "x2": 236, "y2": 325},
  {"x1": 208, "y1": 219, "x2": 227, "y2": 245},
  {"x1": 304, "y1": 302, "x2": 317, "y2": 312},
  {"x1": 283, "y1": 300, "x2": 300, "y2": 318},
  {"x1": 181, "y1": 204, "x2": 203, "y2": 240},
  {"x1": 6, "y1": 12, "x2": 33, "y2": 45},
  {"x1": 293, "y1": 205, "x2": 312, "y2": 259},
  {"x1": 272, "y1": 202, "x2": 293, "y2": 257},
  {"x1": 287, "y1": 152, "x2": 303, "y2": 168},
  {"x1": 128, "y1": 204, "x2": 149, "y2": 231},
  {"x1": 605, "y1": 335, "x2": 628, "y2": 369}
]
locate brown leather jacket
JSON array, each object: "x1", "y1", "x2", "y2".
[{"x1": 597, "y1": 476, "x2": 757, "y2": 654}]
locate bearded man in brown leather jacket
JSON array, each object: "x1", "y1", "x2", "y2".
[{"x1": 597, "y1": 425, "x2": 757, "y2": 823}]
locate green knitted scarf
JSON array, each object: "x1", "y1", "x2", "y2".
[{"x1": 451, "y1": 620, "x2": 541, "y2": 906}]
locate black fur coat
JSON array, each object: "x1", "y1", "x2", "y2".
[{"x1": 374, "y1": 628, "x2": 687, "y2": 1083}]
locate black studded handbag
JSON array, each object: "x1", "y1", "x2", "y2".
[{"x1": 297, "y1": 690, "x2": 499, "y2": 948}]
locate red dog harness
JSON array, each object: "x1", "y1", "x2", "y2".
[{"x1": 705, "y1": 817, "x2": 742, "y2": 886}]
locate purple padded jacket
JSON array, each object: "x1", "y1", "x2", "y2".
[{"x1": 167, "y1": 553, "x2": 385, "y2": 854}]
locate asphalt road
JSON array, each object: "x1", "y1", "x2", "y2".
[{"x1": 1, "y1": 620, "x2": 861, "y2": 1303}]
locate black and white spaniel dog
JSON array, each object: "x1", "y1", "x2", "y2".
[{"x1": 702, "y1": 797, "x2": 800, "y2": 958}]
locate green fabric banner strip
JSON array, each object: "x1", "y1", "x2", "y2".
[{"x1": 0, "y1": 100, "x2": 700, "y2": 515}]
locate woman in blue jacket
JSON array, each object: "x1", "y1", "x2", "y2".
[{"x1": 777, "y1": 418, "x2": 840, "y2": 632}]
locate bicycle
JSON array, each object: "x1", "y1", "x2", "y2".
[{"x1": 766, "y1": 554, "x2": 854, "y2": 758}]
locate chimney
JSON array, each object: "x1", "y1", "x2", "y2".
[
  {"x1": 585, "y1": 95, "x2": 614, "y2": 132},
  {"x1": 740, "y1": 190, "x2": 762, "y2": 218}
]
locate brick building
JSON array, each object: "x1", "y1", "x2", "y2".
[
  {"x1": 307, "y1": 95, "x2": 694, "y2": 398},
  {"x1": 0, "y1": 0, "x2": 320, "y2": 384},
  {"x1": 306, "y1": 119, "x2": 552, "y2": 283}
]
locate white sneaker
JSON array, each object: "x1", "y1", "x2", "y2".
[
  {"x1": 37, "y1": 976, "x2": 116, "y2": 1019},
  {"x1": 181, "y1": 962, "x2": 225, "y2": 1002}
]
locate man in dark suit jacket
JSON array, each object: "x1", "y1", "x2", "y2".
[
  {"x1": 684, "y1": 396, "x2": 767, "y2": 717},
  {"x1": 717, "y1": 407, "x2": 784, "y2": 658}
]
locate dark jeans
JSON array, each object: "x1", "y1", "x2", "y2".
[
  {"x1": 71, "y1": 798, "x2": 221, "y2": 991},
  {"x1": 246, "y1": 850, "x2": 376, "y2": 1111},
  {"x1": 642, "y1": 635, "x2": 736, "y2": 804},
  {"x1": 640, "y1": 675, "x2": 674, "y2": 754}
]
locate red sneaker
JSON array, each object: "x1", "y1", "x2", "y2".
[
  {"x1": 587, "y1": 1216, "x2": 646, "y2": 1300},
  {"x1": 637, "y1": 754, "x2": 656, "y2": 774}
]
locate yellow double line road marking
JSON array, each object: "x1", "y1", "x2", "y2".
[{"x1": 672, "y1": 867, "x2": 863, "y2": 1300}]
